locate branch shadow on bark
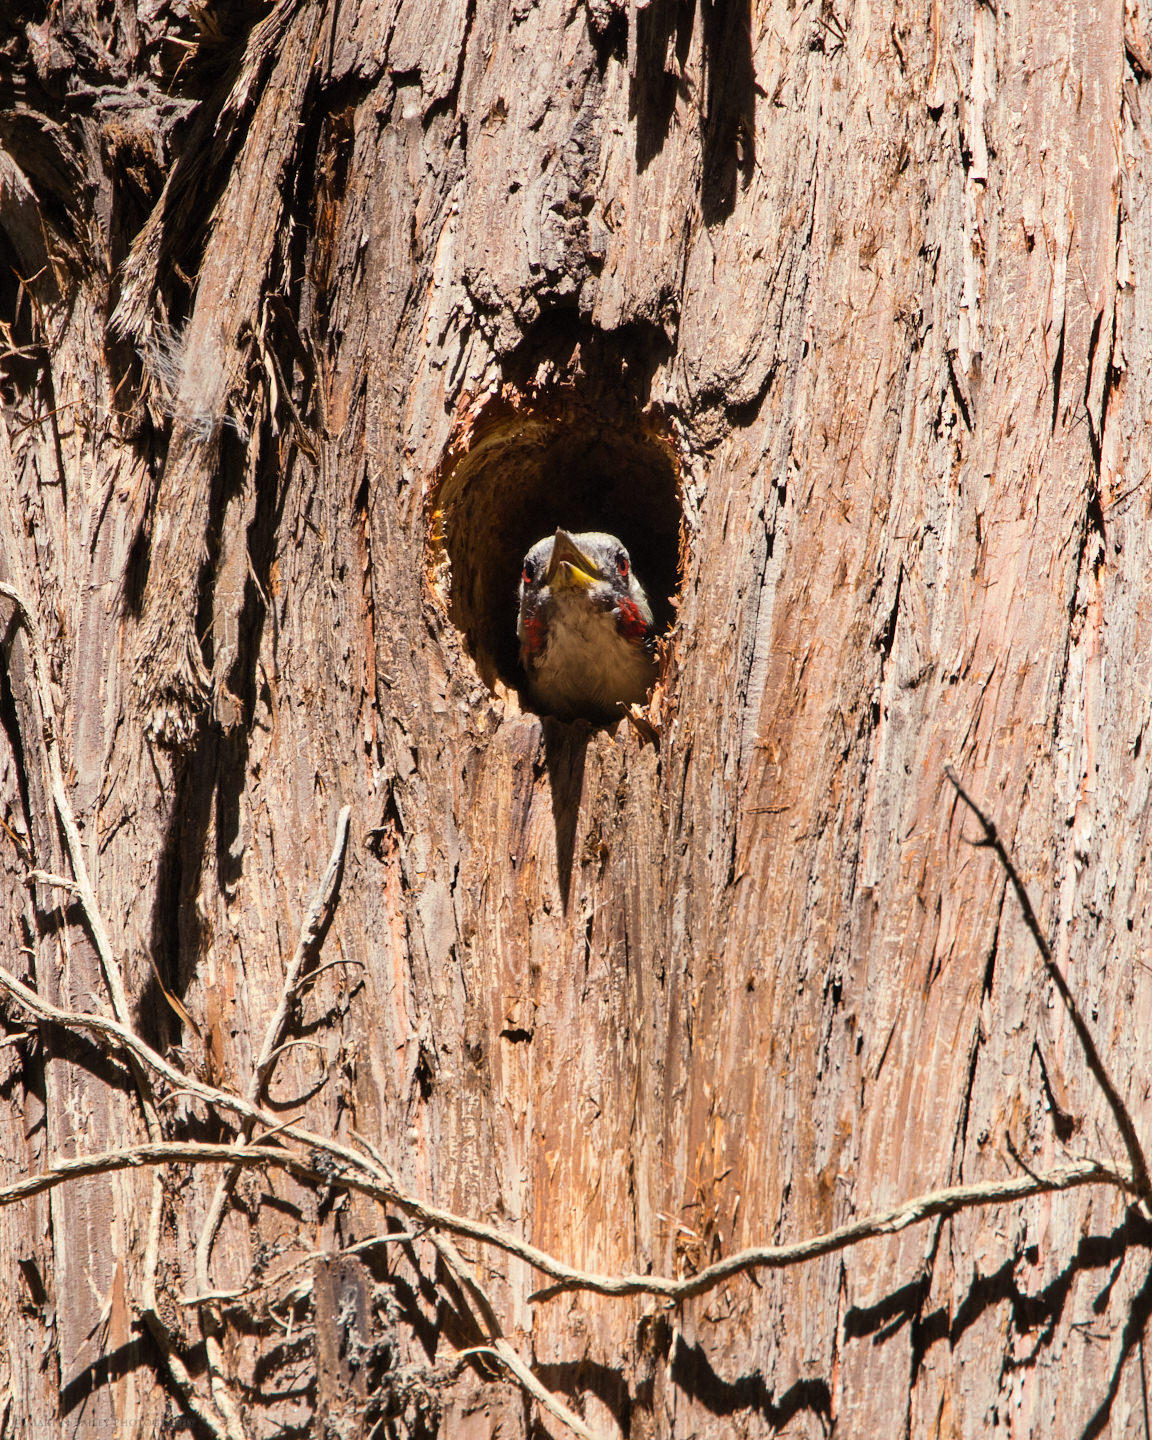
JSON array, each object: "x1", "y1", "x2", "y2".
[
  {"x1": 630, "y1": 0, "x2": 695, "y2": 173},
  {"x1": 140, "y1": 747, "x2": 212, "y2": 1048},
  {"x1": 210, "y1": 418, "x2": 294, "y2": 894},
  {"x1": 60, "y1": 1338, "x2": 160, "y2": 1423},
  {"x1": 366, "y1": 1242, "x2": 537, "y2": 1421},
  {"x1": 376, "y1": 1272, "x2": 441, "y2": 1370},
  {"x1": 541, "y1": 718, "x2": 589, "y2": 911},
  {"x1": 44, "y1": 1022, "x2": 136, "y2": 1110},
  {"x1": 139, "y1": 413, "x2": 290, "y2": 1036},
  {"x1": 844, "y1": 1206, "x2": 1152, "y2": 1387},
  {"x1": 1079, "y1": 1254, "x2": 1152, "y2": 1440},
  {"x1": 0, "y1": 612, "x2": 36, "y2": 860},
  {"x1": 698, "y1": 0, "x2": 756, "y2": 223},
  {"x1": 627, "y1": 0, "x2": 755, "y2": 222},
  {"x1": 669, "y1": 1335, "x2": 832, "y2": 1429},
  {"x1": 532, "y1": 1357, "x2": 630, "y2": 1430}
]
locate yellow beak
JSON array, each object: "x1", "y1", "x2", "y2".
[{"x1": 545, "y1": 530, "x2": 598, "y2": 591}]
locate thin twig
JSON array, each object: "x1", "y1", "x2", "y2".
[
  {"x1": 259, "y1": 1037, "x2": 327, "y2": 1069},
  {"x1": 946, "y1": 766, "x2": 1152, "y2": 1201},
  {"x1": 525, "y1": 1158, "x2": 1131, "y2": 1302},
  {"x1": 0, "y1": 1096, "x2": 1127, "y2": 1305},
  {"x1": 434, "y1": 1236, "x2": 595, "y2": 1440},
  {"x1": 0, "y1": 966, "x2": 378, "y2": 1176},
  {"x1": 193, "y1": 805, "x2": 349, "y2": 1437},
  {"x1": 350, "y1": 1129, "x2": 595, "y2": 1436},
  {"x1": 23, "y1": 869, "x2": 81, "y2": 892},
  {"x1": 0, "y1": 587, "x2": 221, "y2": 1430},
  {"x1": 253, "y1": 805, "x2": 351, "y2": 1097},
  {"x1": 0, "y1": 585, "x2": 146, "y2": 1057},
  {"x1": 0, "y1": 1141, "x2": 307, "y2": 1207},
  {"x1": 292, "y1": 956, "x2": 365, "y2": 989}
]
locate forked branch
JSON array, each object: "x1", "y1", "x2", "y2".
[
  {"x1": 1, "y1": 751, "x2": 1148, "y2": 1439},
  {"x1": 193, "y1": 804, "x2": 351, "y2": 1437},
  {"x1": 0, "y1": 1138, "x2": 1127, "y2": 1304},
  {"x1": 946, "y1": 766, "x2": 1152, "y2": 1203}
]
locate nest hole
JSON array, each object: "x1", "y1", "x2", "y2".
[{"x1": 429, "y1": 389, "x2": 684, "y2": 710}]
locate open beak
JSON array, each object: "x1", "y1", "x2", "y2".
[{"x1": 545, "y1": 529, "x2": 598, "y2": 591}]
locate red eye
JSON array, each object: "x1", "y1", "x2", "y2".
[
  {"x1": 522, "y1": 558, "x2": 537, "y2": 584},
  {"x1": 616, "y1": 550, "x2": 629, "y2": 578}
]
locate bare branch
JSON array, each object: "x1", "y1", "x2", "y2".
[
  {"x1": 946, "y1": 766, "x2": 1152, "y2": 1202},
  {"x1": 0, "y1": 961, "x2": 1137, "y2": 1337},
  {"x1": 527, "y1": 1159, "x2": 1129, "y2": 1301},
  {"x1": 253, "y1": 804, "x2": 351, "y2": 1097},
  {"x1": 0, "y1": 965, "x2": 380, "y2": 1179},
  {"x1": 22, "y1": 869, "x2": 81, "y2": 892},
  {"x1": 0, "y1": 1119, "x2": 1129, "y2": 1306},
  {"x1": 193, "y1": 804, "x2": 350, "y2": 1435},
  {"x1": 0, "y1": 1141, "x2": 309, "y2": 1207},
  {"x1": 0, "y1": 585, "x2": 221, "y2": 1431},
  {"x1": 0, "y1": 584, "x2": 148, "y2": 1057},
  {"x1": 433, "y1": 1233, "x2": 596, "y2": 1440}
]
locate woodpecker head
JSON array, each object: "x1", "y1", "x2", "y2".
[{"x1": 517, "y1": 528, "x2": 658, "y2": 721}]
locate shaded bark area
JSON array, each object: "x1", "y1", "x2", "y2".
[{"x1": 2, "y1": 0, "x2": 1152, "y2": 1434}]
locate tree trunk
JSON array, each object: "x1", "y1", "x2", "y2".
[{"x1": 2, "y1": 0, "x2": 1150, "y2": 1435}]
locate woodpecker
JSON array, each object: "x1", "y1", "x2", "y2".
[{"x1": 517, "y1": 528, "x2": 658, "y2": 721}]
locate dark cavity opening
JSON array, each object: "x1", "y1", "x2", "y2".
[{"x1": 429, "y1": 388, "x2": 683, "y2": 710}]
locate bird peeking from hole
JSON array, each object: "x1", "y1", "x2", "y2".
[{"x1": 517, "y1": 528, "x2": 658, "y2": 721}]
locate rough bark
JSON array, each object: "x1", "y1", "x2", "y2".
[{"x1": 2, "y1": 0, "x2": 1152, "y2": 1435}]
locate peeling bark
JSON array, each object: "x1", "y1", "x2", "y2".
[{"x1": 3, "y1": 0, "x2": 1152, "y2": 1434}]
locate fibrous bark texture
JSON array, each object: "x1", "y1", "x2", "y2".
[{"x1": 2, "y1": 0, "x2": 1152, "y2": 1434}]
